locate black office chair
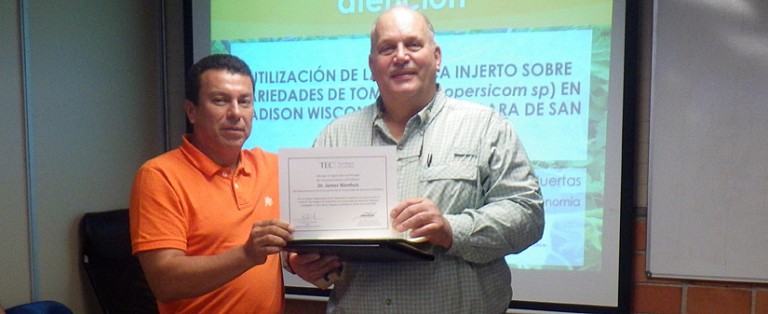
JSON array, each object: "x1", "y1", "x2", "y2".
[{"x1": 80, "y1": 209, "x2": 158, "y2": 314}]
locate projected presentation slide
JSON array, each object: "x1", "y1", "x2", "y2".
[
  {"x1": 211, "y1": 0, "x2": 610, "y2": 269},
  {"x1": 207, "y1": 0, "x2": 617, "y2": 287}
]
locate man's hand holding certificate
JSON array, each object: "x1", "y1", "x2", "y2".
[{"x1": 278, "y1": 147, "x2": 433, "y2": 262}]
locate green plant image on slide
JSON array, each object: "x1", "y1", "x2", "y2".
[{"x1": 515, "y1": 25, "x2": 611, "y2": 272}]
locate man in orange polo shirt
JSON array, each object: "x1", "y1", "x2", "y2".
[{"x1": 129, "y1": 54, "x2": 294, "y2": 313}]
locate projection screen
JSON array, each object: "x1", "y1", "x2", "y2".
[{"x1": 186, "y1": 0, "x2": 632, "y2": 312}]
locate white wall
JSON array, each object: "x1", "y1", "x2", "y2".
[
  {"x1": 0, "y1": 1, "x2": 185, "y2": 312},
  {"x1": 0, "y1": 0, "x2": 32, "y2": 306}
]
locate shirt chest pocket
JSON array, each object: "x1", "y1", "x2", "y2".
[{"x1": 419, "y1": 149, "x2": 481, "y2": 213}]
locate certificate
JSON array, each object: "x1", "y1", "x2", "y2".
[{"x1": 278, "y1": 146, "x2": 433, "y2": 262}]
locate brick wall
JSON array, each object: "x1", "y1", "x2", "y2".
[{"x1": 631, "y1": 217, "x2": 768, "y2": 313}]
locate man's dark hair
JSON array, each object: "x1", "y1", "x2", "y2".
[{"x1": 185, "y1": 54, "x2": 254, "y2": 105}]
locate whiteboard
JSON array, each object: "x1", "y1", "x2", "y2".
[{"x1": 647, "y1": 0, "x2": 768, "y2": 283}]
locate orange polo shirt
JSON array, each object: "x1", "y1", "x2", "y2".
[{"x1": 129, "y1": 136, "x2": 282, "y2": 314}]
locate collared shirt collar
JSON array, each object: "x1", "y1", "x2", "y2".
[
  {"x1": 374, "y1": 84, "x2": 446, "y2": 128},
  {"x1": 179, "y1": 135, "x2": 252, "y2": 177}
]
